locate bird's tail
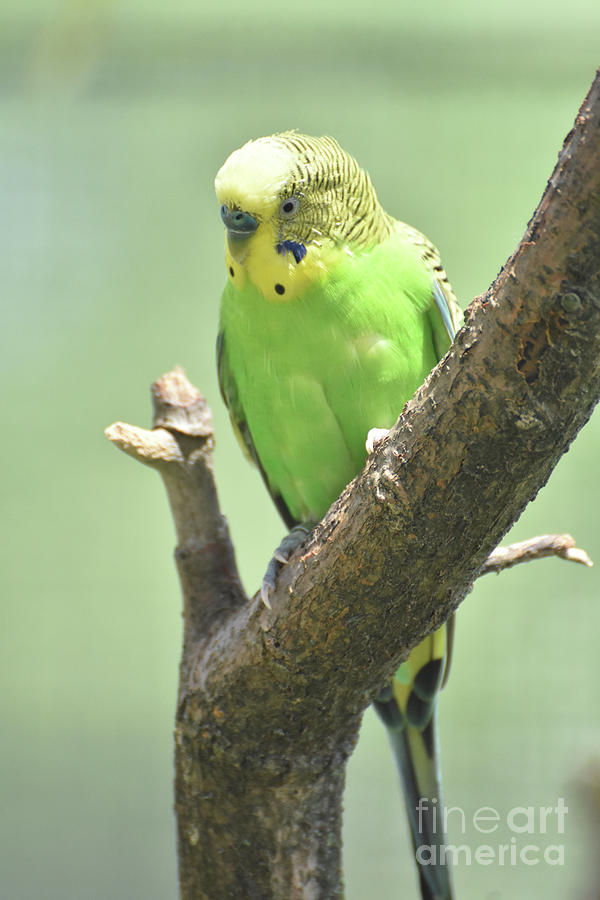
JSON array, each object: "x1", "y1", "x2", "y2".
[{"x1": 374, "y1": 622, "x2": 454, "y2": 900}]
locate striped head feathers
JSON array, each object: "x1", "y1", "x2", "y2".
[{"x1": 215, "y1": 132, "x2": 393, "y2": 252}]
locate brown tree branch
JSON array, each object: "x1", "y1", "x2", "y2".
[
  {"x1": 480, "y1": 533, "x2": 593, "y2": 574},
  {"x1": 107, "y1": 368, "x2": 246, "y2": 644},
  {"x1": 106, "y1": 70, "x2": 600, "y2": 899}
]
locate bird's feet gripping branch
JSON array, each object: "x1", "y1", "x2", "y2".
[{"x1": 260, "y1": 525, "x2": 312, "y2": 609}]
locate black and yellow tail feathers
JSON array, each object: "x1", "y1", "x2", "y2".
[{"x1": 374, "y1": 621, "x2": 454, "y2": 900}]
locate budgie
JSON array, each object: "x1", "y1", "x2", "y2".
[{"x1": 215, "y1": 132, "x2": 462, "y2": 900}]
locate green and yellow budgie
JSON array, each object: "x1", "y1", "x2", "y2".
[{"x1": 215, "y1": 132, "x2": 462, "y2": 900}]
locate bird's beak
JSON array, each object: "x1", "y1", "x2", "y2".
[{"x1": 221, "y1": 206, "x2": 259, "y2": 263}]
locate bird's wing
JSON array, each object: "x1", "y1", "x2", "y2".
[
  {"x1": 217, "y1": 329, "x2": 298, "y2": 528},
  {"x1": 395, "y1": 220, "x2": 463, "y2": 355}
]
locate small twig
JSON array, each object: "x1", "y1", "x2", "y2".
[
  {"x1": 106, "y1": 369, "x2": 246, "y2": 640},
  {"x1": 480, "y1": 533, "x2": 593, "y2": 576},
  {"x1": 105, "y1": 421, "x2": 184, "y2": 467},
  {"x1": 105, "y1": 368, "x2": 214, "y2": 468}
]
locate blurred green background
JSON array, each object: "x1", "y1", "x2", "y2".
[{"x1": 2, "y1": 1, "x2": 599, "y2": 898}]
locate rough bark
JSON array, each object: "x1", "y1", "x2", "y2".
[{"x1": 106, "y1": 71, "x2": 600, "y2": 899}]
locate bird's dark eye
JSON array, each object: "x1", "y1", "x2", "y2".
[
  {"x1": 279, "y1": 196, "x2": 299, "y2": 217},
  {"x1": 220, "y1": 204, "x2": 229, "y2": 223}
]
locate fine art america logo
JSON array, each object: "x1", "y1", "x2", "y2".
[{"x1": 415, "y1": 798, "x2": 568, "y2": 867}]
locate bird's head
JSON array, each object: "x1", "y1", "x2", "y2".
[{"x1": 215, "y1": 132, "x2": 392, "y2": 301}]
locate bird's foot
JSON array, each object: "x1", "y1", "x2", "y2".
[
  {"x1": 260, "y1": 525, "x2": 311, "y2": 609},
  {"x1": 365, "y1": 427, "x2": 390, "y2": 455}
]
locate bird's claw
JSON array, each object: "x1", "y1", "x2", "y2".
[
  {"x1": 366, "y1": 427, "x2": 390, "y2": 455},
  {"x1": 260, "y1": 525, "x2": 311, "y2": 608},
  {"x1": 260, "y1": 562, "x2": 277, "y2": 609}
]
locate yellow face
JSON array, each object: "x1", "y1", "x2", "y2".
[{"x1": 220, "y1": 212, "x2": 328, "y2": 304}]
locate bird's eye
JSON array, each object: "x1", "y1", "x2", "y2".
[
  {"x1": 220, "y1": 204, "x2": 229, "y2": 223},
  {"x1": 279, "y1": 197, "x2": 299, "y2": 218}
]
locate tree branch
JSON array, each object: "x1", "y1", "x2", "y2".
[
  {"x1": 106, "y1": 71, "x2": 600, "y2": 899},
  {"x1": 107, "y1": 368, "x2": 246, "y2": 645},
  {"x1": 480, "y1": 533, "x2": 593, "y2": 574}
]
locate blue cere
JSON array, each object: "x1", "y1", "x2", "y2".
[{"x1": 276, "y1": 240, "x2": 307, "y2": 264}]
